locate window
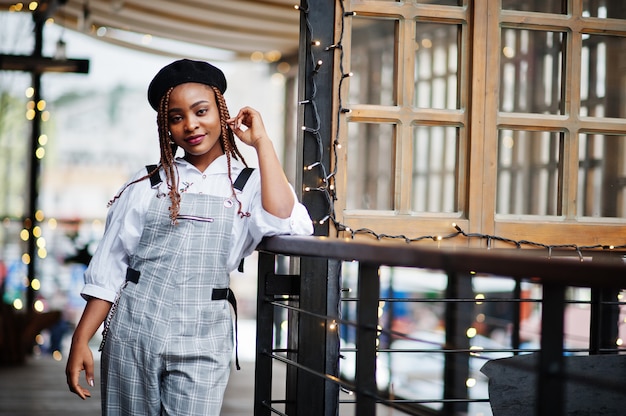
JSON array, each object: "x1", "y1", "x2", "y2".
[{"x1": 335, "y1": 0, "x2": 626, "y2": 247}]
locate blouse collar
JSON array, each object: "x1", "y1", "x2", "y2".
[{"x1": 174, "y1": 154, "x2": 245, "y2": 176}]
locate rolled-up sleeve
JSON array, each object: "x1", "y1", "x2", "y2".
[
  {"x1": 231, "y1": 173, "x2": 313, "y2": 271},
  {"x1": 258, "y1": 199, "x2": 313, "y2": 236},
  {"x1": 81, "y1": 173, "x2": 148, "y2": 302},
  {"x1": 81, "y1": 209, "x2": 128, "y2": 302}
]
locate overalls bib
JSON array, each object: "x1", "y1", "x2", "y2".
[{"x1": 100, "y1": 171, "x2": 246, "y2": 415}]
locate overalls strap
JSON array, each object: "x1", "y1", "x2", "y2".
[
  {"x1": 212, "y1": 288, "x2": 240, "y2": 370},
  {"x1": 232, "y1": 167, "x2": 255, "y2": 272},
  {"x1": 146, "y1": 164, "x2": 161, "y2": 188},
  {"x1": 233, "y1": 167, "x2": 254, "y2": 191}
]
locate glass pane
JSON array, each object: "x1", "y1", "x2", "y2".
[
  {"x1": 412, "y1": 125, "x2": 459, "y2": 213},
  {"x1": 346, "y1": 122, "x2": 395, "y2": 210},
  {"x1": 377, "y1": 0, "x2": 463, "y2": 3},
  {"x1": 2, "y1": 13, "x2": 33, "y2": 219},
  {"x1": 1, "y1": 13, "x2": 35, "y2": 55},
  {"x1": 502, "y1": 0, "x2": 565, "y2": 13},
  {"x1": 500, "y1": 29, "x2": 564, "y2": 114},
  {"x1": 1, "y1": 219, "x2": 28, "y2": 307},
  {"x1": 578, "y1": 134, "x2": 626, "y2": 218},
  {"x1": 414, "y1": 0, "x2": 462, "y2": 5},
  {"x1": 580, "y1": 34, "x2": 626, "y2": 119},
  {"x1": 496, "y1": 130, "x2": 561, "y2": 215},
  {"x1": 583, "y1": 0, "x2": 626, "y2": 19},
  {"x1": 0, "y1": 71, "x2": 31, "y2": 218},
  {"x1": 349, "y1": 17, "x2": 397, "y2": 106},
  {"x1": 414, "y1": 23, "x2": 460, "y2": 110}
]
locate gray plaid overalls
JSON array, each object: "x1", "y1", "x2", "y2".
[{"x1": 100, "y1": 168, "x2": 249, "y2": 415}]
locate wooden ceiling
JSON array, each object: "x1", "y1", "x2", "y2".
[{"x1": 0, "y1": 0, "x2": 302, "y2": 60}]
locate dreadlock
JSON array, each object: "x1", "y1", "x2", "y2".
[
  {"x1": 210, "y1": 86, "x2": 251, "y2": 218},
  {"x1": 107, "y1": 84, "x2": 250, "y2": 222}
]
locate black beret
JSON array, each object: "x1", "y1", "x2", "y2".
[{"x1": 147, "y1": 59, "x2": 227, "y2": 110}]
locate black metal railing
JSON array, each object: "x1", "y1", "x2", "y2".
[{"x1": 253, "y1": 236, "x2": 626, "y2": 416}]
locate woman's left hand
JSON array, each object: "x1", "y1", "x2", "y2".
[
  {"x1": 228, "y1": 106, "x2": 295, "y2": 218},
  {"x1": 227, "y1": 106, "x2": 269, "y2": 148}
]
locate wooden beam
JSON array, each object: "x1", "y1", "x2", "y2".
[{"x1": 0, "y1": 54, "x2": 89, "y2": 73}]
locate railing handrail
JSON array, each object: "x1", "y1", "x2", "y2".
[
  {"x1": 255, "y1": 235, "x2": 626, "y2": 415},
  {"x1": 258, "y1": 235, "x2": 626, "y2": 289}
]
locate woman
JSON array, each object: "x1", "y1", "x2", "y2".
[{"x1": 65, "y1": 59, "x2": 313, "y2": 415}]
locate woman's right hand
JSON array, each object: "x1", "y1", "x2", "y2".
[
  {"x1": 65, "y1": 338, "x2": 95, "y2": 399},
  {"x1": 64, "y1": 298, "x2": 112, "y2": 399}
]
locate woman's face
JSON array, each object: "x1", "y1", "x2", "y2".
[{"x1": 167, "y1": 82, "x2": 224, "y2": 169}]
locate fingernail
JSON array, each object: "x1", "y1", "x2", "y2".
[{"x1": 89, "y1": 379, "x2": 94, "y2": 387}]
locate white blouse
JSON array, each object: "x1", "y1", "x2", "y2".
[{"x1": 81, "y1": 155, "x2": 313, "y2": 303}]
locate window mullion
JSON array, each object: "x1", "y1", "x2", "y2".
[
  {"x1": 468, "y1": 0, "x2": 499, "y2": 240},
  {"x1": 562, "y1": 26, "x2": 582, "y2": 218},
  {"x1": 397, "y1": 15, "x2": 416, "y2": 213}
]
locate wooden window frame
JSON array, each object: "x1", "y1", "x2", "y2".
[{"x1": 333, "y1": 0, "x2": 626, "y2": 249}]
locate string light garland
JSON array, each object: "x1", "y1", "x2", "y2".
[
  {"x1": 347, "y1": 222, "x2": 626, "y2": 260},
  {"x1": 296, "y1": 0, "x2": 347, "y2": 232},
  {"x1": 296, "y1": 1, "x2": 338, "y2": 234},
  {"x1": 296, "y1": 0, "x2": 626, "y2": 257}
]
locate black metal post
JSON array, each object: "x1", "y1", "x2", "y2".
[
  {"x1": 442, "y1": 271, "x2": 473, "y2": 415},
  {"x1": 290, "y1": 0, "x2": 340, "y2": 414},
  {"x1": 355, "y1": 262, "x2": 380, "y2": 416},
  {"x1": 254, "y1": 252, "x2": 276, "y2": 416},
  {"x1": 297, "y1": 1, "x2": 335, "y2": 231},
  {"x1": 589, "y1": 288, "x2": 620, "y2": 355},
  {"x1": 537, "y1": 283, "x2": 565, "y2": 416},
  {"x1": 511, "y1": 277, "x2": 522, "y2": 353},
  {"x1": 589, "y1": 251, "x2": 622, "y2": 355},
  {"x1": 290, "y1": 256, "x2": 341, "y2": 416},
  {"x1": 325, "y1": 259, "x2": 342, "y2": 413}
]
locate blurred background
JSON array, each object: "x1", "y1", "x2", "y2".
[{"x1": 0, "y1": 9, "x2": 288, "y2": 363}]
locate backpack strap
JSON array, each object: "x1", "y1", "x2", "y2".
[{"x1": 146, "y1": 164, "x2": 161, "y2": 188}]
